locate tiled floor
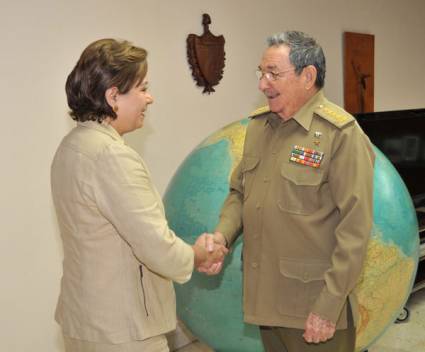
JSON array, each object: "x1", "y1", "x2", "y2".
[{"x1": 172, "y1": 289, "x2": 425, "y2": 352}]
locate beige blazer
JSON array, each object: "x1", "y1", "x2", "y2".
[{"x1": 51, "y1": 121, "x2": 194, "y2": 343}]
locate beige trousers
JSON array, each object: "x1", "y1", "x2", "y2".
[{"x1": 63, "y1": 334, "x2": 169, "y2": 352}]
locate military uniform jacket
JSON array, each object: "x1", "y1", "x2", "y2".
[
  {"x1": 51, "y1": 121, "x2": 194, "y2": 343},
  {"x1": 216, "y1": 90, "x2": 375, "y2": 330}
]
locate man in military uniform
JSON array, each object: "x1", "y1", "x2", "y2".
[{"x1": 198, "y1": 31, "x2": 375, "y2": 351}]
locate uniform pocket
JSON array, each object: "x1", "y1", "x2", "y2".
[
  {"x1": 277, "y1": 161, "x2": 323, "y2": 215},
  {"x1": 240, "y1": 156, "x2": 260, "y2": 200},
  {"x1": 278, "y1": 258, "x2": 329, "y2": 317}
]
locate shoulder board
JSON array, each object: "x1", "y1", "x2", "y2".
[
  {"x1": 314, "y1": 101, "x2": 354, "y2": 128},
  {"x1": 249, "y1": 105, "x2": 270, "y2": 119}
]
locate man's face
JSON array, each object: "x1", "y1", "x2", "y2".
[{"x1": 258, "y1": 45, "x2": 308, "y2": 120}]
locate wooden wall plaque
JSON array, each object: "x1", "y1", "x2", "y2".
[
  {"x1": 344, "y1": 32, "x2": 375, "y2": 114},
  {"x1": 187, "y1": 14, "x2": 225, "y2": 94}
]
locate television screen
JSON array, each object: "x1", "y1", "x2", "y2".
[{"x1": 355, "y1": 109, "x2": 425, "y2": 208}]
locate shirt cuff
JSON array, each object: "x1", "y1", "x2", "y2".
[
  {"x1": 311, "y1": 289, "x2": 346, "y2": 324},
  {"x1": 214, "y1": 223, "x2": 233, "y2": 248}
]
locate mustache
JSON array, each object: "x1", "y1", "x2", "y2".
[{"x1": 264, "y1": 91, "x2": 279, "y2": 99}]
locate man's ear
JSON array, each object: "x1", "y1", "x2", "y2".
[
  {"x1": 105, "y1": 87, "x2": 119, "y2": 108},
  {"x1": 304, "y1": 65, "x2": 317, "y2": 90}
]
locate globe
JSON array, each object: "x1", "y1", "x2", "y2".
[{"x1": 163, "y1": 117, "x2": 419, "y2": 352}]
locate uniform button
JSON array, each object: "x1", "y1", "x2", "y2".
[
  {"x1": 272, "y1": 150, "x2": 277, "y2": 154},
  {"x1": 251, "y1": 262, "x2": 258, "y2": 269},
  {"x1": 263, "y1": 177, "x2": 270, "y2": 183},
  {"x1": 256, "y1": 203, "x2": 262, "y2": 209},
  {"x1": 303, "y1": 272, "x2": 309, "y2": 281},
  {"x1": 252, "y1": 233, "x2": 259, "y2": 239}
]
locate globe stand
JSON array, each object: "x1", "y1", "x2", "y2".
[{"x1": 395, "y1": 307, "x2": 410, "y2": 323}]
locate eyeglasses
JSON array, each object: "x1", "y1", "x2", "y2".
[{"x1": 255, "y1": 68, "x2": 295, "y2": 81}]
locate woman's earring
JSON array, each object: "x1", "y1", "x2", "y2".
[{"x1": 113, "y1": 105, "x2": 118, "y2": 112}]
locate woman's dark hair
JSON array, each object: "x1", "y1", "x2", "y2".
[{"x1": 65, "y1": 38, "x2": 148, "y2": 122}]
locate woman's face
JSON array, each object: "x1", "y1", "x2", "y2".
[{"x1": 110, "y1": 78, "x2": 154, "y2": 135}]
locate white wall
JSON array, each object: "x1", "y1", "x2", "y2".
[{"x1": 0, "y1": 0, "x2": 424, "y2": 351}]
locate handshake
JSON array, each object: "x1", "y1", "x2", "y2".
[{"x1": 192, "y1": 232, "x2": 228, "y2": 275}]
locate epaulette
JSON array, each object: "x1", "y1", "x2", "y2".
[
  {"x1": 249, "y1": 105, "x2": 270, "y2": 119},
  {"x1": 314, "y1": 101, "x2": 354, "y2": 128}
]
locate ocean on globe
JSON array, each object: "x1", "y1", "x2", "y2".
[{"x1": 163, "y1": 117, "x2": 419, "y2": 352}]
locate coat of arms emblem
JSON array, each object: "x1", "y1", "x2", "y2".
[{"x1": 187, "y1": 14, "x2": 225, "y2": 94}]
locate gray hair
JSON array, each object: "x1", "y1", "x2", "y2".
[{"x1": 267, "y1": 31, "x2": 326, "y2": 88}]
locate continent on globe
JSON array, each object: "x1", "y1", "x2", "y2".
[{"x1": 164, "y1": 118, "x2": 419, "y2": 352}]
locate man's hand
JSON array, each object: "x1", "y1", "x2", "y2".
[
  {"x1": 194, "y1": 232, "x2": 228, "y2": 275},
  {"x1": 303, "y1": 312, "x2": 336, "y2": 344}
]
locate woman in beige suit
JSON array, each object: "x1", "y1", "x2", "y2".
[{"x1": 51, "y1": 38, "x2": 226, "y2": 352}]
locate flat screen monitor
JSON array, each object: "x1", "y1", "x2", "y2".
[{"x1": 355, "y1": 108, "x2": 425, "y2": 208}]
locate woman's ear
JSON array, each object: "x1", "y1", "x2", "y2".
[
  {"x1": 105, "y1": 87, "x2": 119, "y2": 108},
  {"x1": 304, "y1": 65, "x2": 317, "y2": 90}
]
